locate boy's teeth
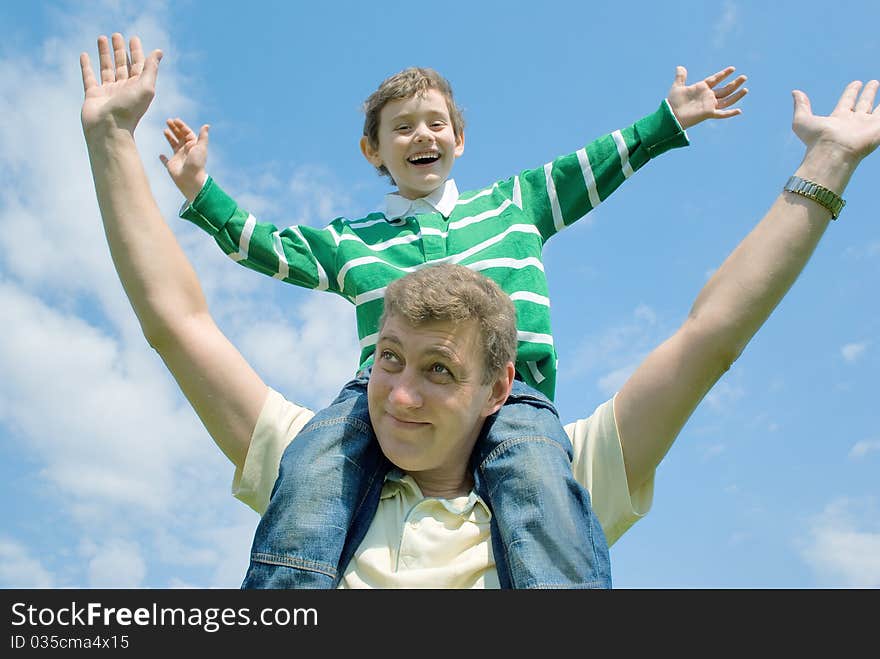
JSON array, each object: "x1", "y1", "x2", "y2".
[{"x1": 409, "y1": 152, "x2": 440, "y2": 162}]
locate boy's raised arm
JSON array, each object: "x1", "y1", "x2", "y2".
[
  {"x1": 614, "y1": 78, "x2": 880, "y2": 494},
  {"x1": 81, "y1": 33, "x2": 268, "y2": 469}
]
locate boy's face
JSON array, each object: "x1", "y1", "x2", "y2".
[{"x1": 360, "y1": 88, "x2": 464, "y2": 200}]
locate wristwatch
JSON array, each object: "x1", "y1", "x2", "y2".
[{"x1": 783, "y1": 175, "x2": 845, "y2": 220}]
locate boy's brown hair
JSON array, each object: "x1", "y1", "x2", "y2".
[{"x1": 362, "y1": 67, "x2": 465, "y2": 180}]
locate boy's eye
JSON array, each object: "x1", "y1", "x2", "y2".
[{"x1": 395, "y1": 124, "x2": 411, "y2": 132}]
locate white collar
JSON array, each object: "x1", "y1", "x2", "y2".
[{"x1": 383, "y1": 179, "x2": 460, "y2": 220}]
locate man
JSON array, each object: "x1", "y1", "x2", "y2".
[{"x1": 81, "y1": 33, "x2": 879, "y2": 587}]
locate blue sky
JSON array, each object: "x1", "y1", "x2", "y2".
[{"x1": 1, "y1": 0, "x2": 878, "y2": 588}]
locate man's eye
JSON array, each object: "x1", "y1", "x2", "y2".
[
  {"x1": 380, "y1": 350, "x2": 400, "y2": 363},
  {"x1": 430, "y1": 363, "x2": 451, "y2": 376}
]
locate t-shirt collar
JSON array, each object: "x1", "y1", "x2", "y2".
[
  {"x1": 384, "y1": 179, "x2": 459, "y2": 221},
  {"x1": 381, "y1": 467, "x2": 491, "y2": 519}
]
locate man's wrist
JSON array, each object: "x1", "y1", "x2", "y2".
[
  {"x1": 796, "y1": 142, "x2": 859, "y2": 196},
  {"x1": 83, "y1": 121, "x2": 136, "y2": 147}
]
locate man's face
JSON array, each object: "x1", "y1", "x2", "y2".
[
  {"x1": 368, "y1": 314, "x2": 506, "y2": 484},
  {"x1": 361, "y1": 88, "x2": 464, "y2": 200}
]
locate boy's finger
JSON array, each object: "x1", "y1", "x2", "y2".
[
  {"x1": 716, "y1": 87, "x2": 748, "y2": 109},
  {"x1": 198, "y1": 124, "x2": 210, "y2": 146},
  {"x1": 176, "y1": 118, "x2": 197, "y2": 140},
  {"x1": 713, "y1": 108, "x2": 742, "y2": 120},
  {"x1": 674, "y1": 65, "x2": 687, "y2": 86},
  {"x1": 703, "y1": 66, "x2": 736, "y2": 88},
  {"x1": 164, "y1": 127, "x2": 182, "y2": 150},
  {"x1": 714, "y1": 75, "x2": 747, "y2": 98},
  {"x1": 97, "y1": 35, "x2": 114, "y2": 83}
]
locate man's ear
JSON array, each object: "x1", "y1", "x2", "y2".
[
  {"x1": 484, "y1": 362, "x2": 515, "y2": 417},
  {"x1": 360, "y1": 136, "x2": 382, "y2": 168}
]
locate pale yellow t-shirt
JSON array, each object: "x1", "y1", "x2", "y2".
[{"x1": 232, "y1": 387, "x2": 654, "y2": 588}]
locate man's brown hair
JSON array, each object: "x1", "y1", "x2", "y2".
[{"x1": 379, "y1": 264, "x2": 516, "y2": 383}]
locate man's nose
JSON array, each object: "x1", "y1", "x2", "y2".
[{"x1": 388, "y1": 370, "x2": 423, "y2": 408}]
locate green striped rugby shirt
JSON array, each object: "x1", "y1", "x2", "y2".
[{"x1": 181, "y1": 100, "x2": 688, "y2": 400}]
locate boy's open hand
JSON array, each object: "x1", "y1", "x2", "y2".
[
  {"x1": 160, "y1": 118, "x2": 210, "y2": 203},
  {"x1": 666, "y1": 66, "x2": 748, "y2": 130},
  {"x1": 80, "y1": 33, "x2": 161, "y2": 136}
]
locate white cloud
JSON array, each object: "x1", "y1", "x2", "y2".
[
  {"x1": 703, "y1": 379, "x2": 746, "y2": 413},
  {"x1": 799, "y1": 498, "x2": 880, "y2": 587},
  {"x1": 0, "y1": 538, "x2": 55, "y2": 587},
  {"x1": 849, "y1": 439, "x2": 880, "y2": 459},
  {"x1": 564, "y1": 304, "x2": 662, "y2": 386},
  {"x1": 83, "y1": 538, "x2": 147, "y2": 588},
  {"x1": 0, "y1": 281, "x2": 206, "y2": 517},
  {"x1": 713, "y1": 1, "x2": 741, "y2": 49},
  {"x1": 0, "y1": 3, "x2": 363, "y2": 588},
  {"x1": 841, "y1": 341, "x2": 868, "y2": 363},
  {"x1": 236, "y1": 295, "x2": 359, "y2": 408},
  {"x1": 597, "y1": 361, "x2": 639, "y2": 397}
]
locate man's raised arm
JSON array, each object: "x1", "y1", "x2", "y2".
[
  {"x1": 615, "y1": 79, "x2": 880, "y2": 493},
  {"x1": 80, "y1": 33, "x2": 268, "y2": 468}
]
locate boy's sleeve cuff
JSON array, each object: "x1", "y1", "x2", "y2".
[
  {"x1": 179, "y1": 176, "x2": 238, "y2": 236},
  {"x1": 634, "y1": 99, "x2": 690, "y2": 158}
]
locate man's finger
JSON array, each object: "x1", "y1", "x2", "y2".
[
  {"x1": 792, "y1": 89, "x2": 812, "y2": 124},
  {"x1": 97, "y1": 35, "x2": 114, "y2": 84},
  {"x1": 833, "y1": 80, "x2": 863, "y2": 114},
  {"x1": 112, "y1": 33, "x2": 128, "y2": 81},
  {"x1": 138, "y1": 48, "x2": 163, "y2": 91},
  {"x1": 854, "y1": 79, "x2": 879, "y2": 113},
  {"x1": 129, "y1": 36, "x2": 145, "y2": 77},
  {"x1": 703, "y1": 66, "x2": 736, "y2": 88},
  {"x1": 80, "y1": 52, "x2": 97, "y2": 93}
]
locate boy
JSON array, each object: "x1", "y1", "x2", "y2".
[{"x1": 162, "y1": 65, "x2": 747, "y2": 588}]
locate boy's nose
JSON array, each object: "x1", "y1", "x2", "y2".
[{"x1": 412, "y1": 123, "x2": 433, "y2": 142}]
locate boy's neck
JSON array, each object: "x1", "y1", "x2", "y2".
[{"x1": 395, "y1": 180, "x2": 449, "y2": 201}]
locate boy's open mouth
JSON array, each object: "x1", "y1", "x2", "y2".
[{"x1": 407, "y1": 152, "x2": 441, "y2": 166}]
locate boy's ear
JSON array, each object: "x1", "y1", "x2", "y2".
[
  {"x1": 360, "y1": 136, "x2": 382, "y2": 168},
  {"x1": 454, "y1": 130, "x2": 465, "y2": 158}
]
